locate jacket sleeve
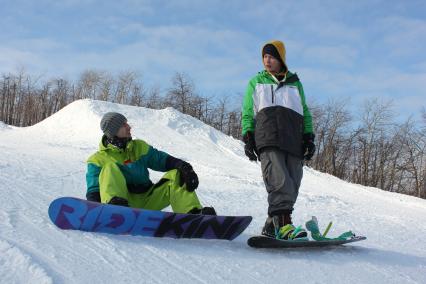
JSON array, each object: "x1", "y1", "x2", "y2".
[
  {"x1": 86, "y1": 163, "x2": 101, "y2": 195},
  {"x1": 241, "y1": 78, "x2": 256, "y2": 136},
  {"x1": 131, "y1": 140, "x2": 169, "y2": 172},
  {"x1": 144, "y1": 146, "x2": 170, "y2": 172},
  {"x1": 297, "y1": 81, "x2": 314, "y2": 134}
]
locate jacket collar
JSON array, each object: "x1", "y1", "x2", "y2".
[
  {"x1": 261, "y1": 70, "x2": 295, "y2": 84},
  {"x1": 99, "y1": 135, "x2": 133, "y2": 153}
]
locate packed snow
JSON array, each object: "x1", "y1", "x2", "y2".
[{"x1": 0, "y1": 99, "x2": 425, "y2": 284}]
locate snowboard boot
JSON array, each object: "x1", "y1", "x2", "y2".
[
  {"x1": 261, "y1": 213, "x2": 308, "y2": 240},
  {"x1": 108, "y1": 197, "x2": 129, "y2": 207},
  {"x1": 188, "y1": 207, "x2": 217, "y2": 215},
  {"x1": 261, "y1": 216, "x2": 277, "y2": 238},
  {"x1": 261, "y1": 212, "x2": 292, "y2": 237}
]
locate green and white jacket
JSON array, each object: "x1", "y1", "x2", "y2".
[{"x1": 242, "y1": 70, "x2": 313, "y2": 158}]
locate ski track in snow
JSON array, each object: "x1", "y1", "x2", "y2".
[
  {"x1": 0, "y1": 239, "x2": 53, "y2": 284},
  {"x1": 0, "y1": 99, "x2": 425, "y2": 284}
]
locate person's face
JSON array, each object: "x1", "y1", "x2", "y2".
[
  {"x1": 116, "y1": 121, "x2": 132, "y2": 138},
  {"x1": 263, "y1": 54, "x2": 282, "y2": 74}
]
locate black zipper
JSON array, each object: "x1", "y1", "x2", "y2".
[{"x1": 271, "y1": 85, "x2": 274, "y2": 104}]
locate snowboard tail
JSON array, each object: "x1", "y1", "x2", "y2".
[
  {"x1": 247, "y1": 235, "x2": 366, "y2": 248},
  {"x1": 48, "y1": 197, "x2": 252, "y2": 240}
]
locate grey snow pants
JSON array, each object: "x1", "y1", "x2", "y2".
[{"x1": 260, "y1": 148, "x2": 303, "y2": 216}]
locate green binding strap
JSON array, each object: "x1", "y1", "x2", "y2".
[
  {"x1": 336, "y1": 231, "x2": 355, "y2": 240},
  {"x1": 276, "y1": 224, "x2": 309, "y2": 241},
  {"x1": 290, "y1": 225, "x2": 309, "y2": 241},
  {"x1": 305, "y1": 216, "x2": 320, "y2": 235},
  {"x1": 306, "y1": 216, "x2": 354, "y2": 241},
  {"x1": 277, "y1": 224, "x2": 295, "y2": 240},
  {"x1": 323, "y1": 221, "x2": 332, "y2": 237}
]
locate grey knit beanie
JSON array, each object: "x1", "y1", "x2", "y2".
[{"x1": 100, "y1": 112, "x2": 127, "y2": 138}]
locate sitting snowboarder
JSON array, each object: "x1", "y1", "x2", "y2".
[
  {"x1": 85, "y1": 112, "x2": 216, "y2": 215},
  {"x1": 241, "y1": 40, "x2": 316, "y2": 240}
]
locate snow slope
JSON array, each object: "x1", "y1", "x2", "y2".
[{"x1": 0, "y1": 99, "x2": 425, "y2": 284}]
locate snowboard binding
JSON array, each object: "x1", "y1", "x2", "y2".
[{"x1": 305, "y1": 216, "x2": 355, "y2": 241}]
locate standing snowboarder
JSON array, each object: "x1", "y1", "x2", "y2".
[
  {"x1": 85, "y1": 112, "x2": 216, "y2": 215},
  {"x1": 242, "y1": 40, "x2": 315, "y2": 239}
]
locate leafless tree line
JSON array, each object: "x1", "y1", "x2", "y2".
[
  {"x1": 309, "y1": 98, "x2": 426, "y2": 199},
  {"x1": 1, "y1": 70, "x2": 425, "y2": 199},
  {"x1": 0, "y1": 70, "x2": 242, "y2": 137}
]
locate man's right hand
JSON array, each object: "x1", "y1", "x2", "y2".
[{"x1": 243, "y1": 132, "x2": 260, "y2": 161}]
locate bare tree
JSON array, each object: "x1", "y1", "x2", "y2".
[
  {"x1": 98, "y1": 73, "x2": 114, "y2": 102},
  {"x1": 145, "y1": 86, "x2": 162, "y2": 109},
  {"x1": 356, "y1": 98, "x2": 394, "y2": 186},
  {"x1": 213, "y1": 97, "x2": 228, "y2": 132},
  {"x1": 114, "y1": 71, "x2": 138, "y2": 104},
  {"x1": 75, "y1": 70, "x2": 103, "y2": 100},
  {"x1": 310, "y1": 98, "x2": 351, "y2": 176},
  {"x1": 166, "y1": 72, "x2": 195, "y2": 114}
]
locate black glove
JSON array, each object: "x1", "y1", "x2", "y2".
[
  {"x1": 303, "y1": 133, "x2": 316, "y2": 161},
  {"x1": 177, "y1": 161, "x2": 199, "y2": 192},
  {"x1": 166, "y1": 156, "x2": 199, "y2": 192},
  {"x1": 243, "y1": 131, "x2": 260, "y2": 161}
]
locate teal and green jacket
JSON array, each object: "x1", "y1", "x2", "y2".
[
  {"x1": 86, "y1": 136, "x2": 170, "y2": 199},
  {"x1": 242, "y1": 70, "x2": 313, "y2": 157}
]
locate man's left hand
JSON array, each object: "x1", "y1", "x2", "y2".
[
  {"x1": 303, "y1": 133, "x2": 316, "y2": 161},
  {"x1": 178, "y1": 162, "x2": 199, "y2": 192}
]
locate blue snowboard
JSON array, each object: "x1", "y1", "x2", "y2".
[{"x1": 48, "y1": 197, "x2": 252, "y2": 240}]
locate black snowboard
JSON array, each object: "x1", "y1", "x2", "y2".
[{"x1": 247, "y1": 235, "x2": 366, "y2": 248}]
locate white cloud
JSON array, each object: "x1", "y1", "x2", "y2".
[
  {"x1": 7, "y1": 38, "x2": 68, "y2": 52},
  {"x1": 240, "y1": 1, "x2": 363, "y2": 43},
  {"x1": 373, "y1": 16, "x2": 426, "y2": 58},
  {"x1": 9, "y1": 22, "x2": 259, "y2": 94},
  {"x1": 411, "y1": 61, "x2": 426, "y2": 72},
  {"x1": 296, "y1": 64, "x2": 426, "y2": 121},
  {"x1": 0, "y1": 47, "x2": 46, "y2": 75},
  {"x1": 302, "y1": 45, "x2": 360, "y2": 67}
]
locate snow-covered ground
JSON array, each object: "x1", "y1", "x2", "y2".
[{"x1": 0, "y1": 99, "x2": 425, "y2": 284}]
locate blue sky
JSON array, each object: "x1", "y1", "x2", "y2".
[{"x1": 1, "y1": 0, "x2": 425, "y2": 119}]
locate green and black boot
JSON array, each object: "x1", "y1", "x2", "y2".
[{"x1": 261, "y1": 213, "x2": 308, "y2": 240}]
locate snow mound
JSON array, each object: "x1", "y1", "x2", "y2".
[
  {"x1": 0, "y1": 121, "x2": 11, "y2": 130},
  {"x1": 0, "y1": 99, "x2": 425, "y2": 284}
]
